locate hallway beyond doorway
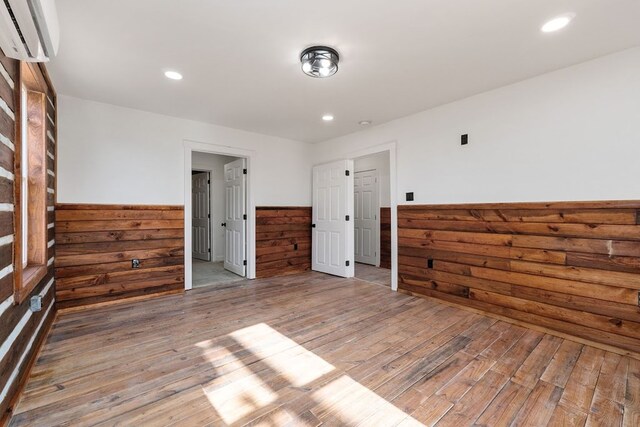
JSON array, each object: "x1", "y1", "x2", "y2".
[
  {"x1": 192, "y1": 260, "x2": 244, "y2": 288},
  {"x1": 355, "y1": 262, "x2": 391, "y2": 287}
]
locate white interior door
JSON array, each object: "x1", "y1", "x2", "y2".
[
  {"x1": 192, "y1": 172, "x2": 210, "y2": 261},
  {"x1": 312, "y1": 159, "x2": 354, "y2": 278},
  {"x1": 354, "y1": 169, "x2": 378, "y2": 266},
  {"x1": 224, "y1": 158, "x2": 246, "y2": 276}
]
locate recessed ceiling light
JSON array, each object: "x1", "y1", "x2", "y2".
[
  {"x1": 322, "y1": 115, "x2": 334, "y2": 121},
  {"x1": 359, "y1": 120, "x2": 372, "y2": 126},
  {"x1": 164, "y1": 70, "x2": 183, "y2": 80},
  {"x1": 541, "y1": 13, "x2": 575, "y2": 33},
  {"x1": 301, "y1": 46, "x2": 339, "y2": 78}
]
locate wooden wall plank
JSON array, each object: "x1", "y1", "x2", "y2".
[
  {"x1": 398, "y1": 208, "x2": 637, "y2": 225},
  {"x1": 399, "y1": 200, "x2": 640, "y2": 210},
  {"x1": 55, "y1": 229, "x2": 184, "y2": 244},
  {"x1": 55, "y1": 209, "x2": 183, "y2": 221},
  {"x1": 380, "y1": 207, "x2": 391, "y2": 269},
  {"x1": 55, "y1": 203, "x2": 183, "y2": 210},
  {"x1": 56, "y1": 238, "x2": 185, "y2": 255},
  {"x1": 398, "y1": 201, "x2": 640, "y2": 356},
  {"x1": 56, "y1": 219, "x2": 184, "y2": 233},
  {"x1": 55, "y1": 256, "x2": 183, "y2": 279},
  {"x1": 255, "y1": 207, "x2": 311, "y2": 278},
  {"x1": 0, "y1": 139, "x2": 14, "y2": 172},
  {"x1": 398, "y1": 218, "x2": 640, "y2": 241},
  {"x1": 54, "y1": 204, "x2": 185, "y2": 308}
]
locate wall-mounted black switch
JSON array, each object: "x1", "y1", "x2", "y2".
[
  {"x1": 294, "y1": 243, "x2": 298, "y2": 250},
  {"x1": 461, "y1": 134, "x2": 468, "y2": 145},
  {"x1": 427, "y1": 259, "x2": 434, "y2": 269},
  {"x1": 406, "y1": 192, "x2": 414, "y2": 202}
]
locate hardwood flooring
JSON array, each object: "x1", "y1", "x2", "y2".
[{"x1": 9, "y1": 272, "x2": 640, "y2": 426}]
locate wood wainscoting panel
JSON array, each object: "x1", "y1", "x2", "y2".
[
  {"x1": 397, "y1": 200, "x2": 640, "y2": 357},
  {"x1": 54, "y1": 204, "x2": 185, "y2": 309},
  {"x1": 256, "y1": 207, "x2": 311, "y2": 278},
  {"x1": 380, "y1": 207, "x2": 391, "y2": 269}
]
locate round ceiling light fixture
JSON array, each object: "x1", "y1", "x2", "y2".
[
  {"x1": 301, "y1": 46, "x2": 339, "y2": 78},
  {"x1": 359, "y1": 120, "x2": 372, "y2": 126},
  {"x1": 541, "y1": 13, "x2": 575, "y2": 33},
  {"x1": 164, "y1": 70, "x2": 183, "y2": 80},
  {"x1": 322, "y1": 114, "x2": 334, "y2": 121}
]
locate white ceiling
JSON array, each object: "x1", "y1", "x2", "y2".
[{"x1": 49, "y1": 0, "x2": 640, "y2": 143}]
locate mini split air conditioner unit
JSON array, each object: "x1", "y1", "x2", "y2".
[{"x1": 0, "y1": 0, "x2": 59, "y2": 62}]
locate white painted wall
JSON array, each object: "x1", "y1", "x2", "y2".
[
  {"x1": 354, "y1": 151, "x2": 390, "y2": 207},
  {"x1": 57, "y1": 95, "x2": 313, "y2": 206},
  {"x1": 192, "y1": 152, "x2": 238, "y2": 262},
  {"x1": 58, "y1": 47, "x2": 640, "y2": 210},
  {"x1": 313, "y1": 47, "x2": 640, "y2": 205}
]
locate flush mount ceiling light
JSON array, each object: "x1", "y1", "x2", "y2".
[
  {"x1": 359, "y1": 120, "x2": 372, "y2": 126},
  {"x1": 541, "y1": 13, "x2": 575, "y2": 33},
  {"x1": 322, "y1": 114, "x2": 334, "y2": 121},
  {"x1": 164, "y1": 70, "x2": 183, "y2": 80},
  {"x1": 301, "y1": 46, "x2": 339, "y2": 78}
]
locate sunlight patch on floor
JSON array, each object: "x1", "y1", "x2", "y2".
[
  {"x1": 312, "y1": 375, "x2": 423, "y2": 425},
  {"x1": 229, "y1": 323, "x2": 335, "y2": 387},
  {"x1": 201, "y1": 346, "x2": 278, "y2": 425},
  {"x1": 199, "y1": 322, "x2": 421, "y2": 426}
]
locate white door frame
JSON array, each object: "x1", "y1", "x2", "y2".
[
  {"x1": 192, "y1": 168, "x2": 214, "y2": 262},
  {"x1": 347, "y1": 142, "x2": 398, "y2": 291},
  {"x1": 184, "y1": 140, "x2": 256, "y2": 290}
]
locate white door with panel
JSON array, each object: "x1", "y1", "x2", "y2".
[
  {"x1": 312, "y1": 159, "x2": 354, "y2": 278},
  {"x1": 354, "y1": 169, "x2": 378, "y2": 266},
  {"x1": 192, "y1": 172, "x2": 211, "y2": 261},
  {"x1": 224, "y1": 158, "x2": 246, "y2": 276}
]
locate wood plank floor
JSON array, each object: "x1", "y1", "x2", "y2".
[{"x1": 9, "y1": 272, "x2": 640, "y2": 426}]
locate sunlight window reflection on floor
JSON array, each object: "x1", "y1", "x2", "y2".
[
  {"x1": 201, "y1": 346, "x2": 278, "y2": 424},
  {"x1": 198, "y1": 323, "x2": 418, "y2": 425},
  {"x1": 312, "y1": 375, "x2": 423, "y2": 426},
  {"x1": 229, "y1": 323, "x2": 335, "y2": 386}
]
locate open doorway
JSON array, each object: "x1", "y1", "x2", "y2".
[
  {"x1": 191, "y1": 151, "x2": 247, "y2": 288},
  {"x1": 311, "y1": 143, "x2": 397, "y2": 289},
  {"x1": 353, "y1": 151, "x2": 391, "y2": 287}
]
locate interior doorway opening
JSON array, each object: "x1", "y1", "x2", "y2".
[
  {"x1": 191, "y1": 151, "x2": 247, "y2": 288},
  {"x1": 310, "y1": 146, "x2": 396, "y2": 289},
  {"x1": 353, "y1": 151, "x2": 392, "y2": 287}
]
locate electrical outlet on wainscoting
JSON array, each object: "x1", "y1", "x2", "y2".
[{"x1": 30, "y1": 295, "x2": 42, "y2": 312}]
